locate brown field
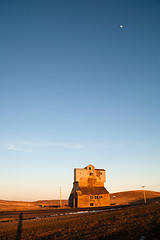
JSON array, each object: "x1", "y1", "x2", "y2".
[
  {"x1": 110, "y1": 190, "x2": 160, "y2": 205},
  {"x1": 0, "y1": 200, "x2": 68, "y2": 211},
  {"x1": 0, "y1": 203, "x2": 160, "y2": 239},
  {"x1": 1, "y1": 190, "x2": 160, "y2": 212},
  {"x1": 0, "y1": 190, "x2": 160, "y2": 239}
]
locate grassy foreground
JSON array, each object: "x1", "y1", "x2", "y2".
[{"x1": 0, "y1": 203, "x2": 160, "y2": 240}]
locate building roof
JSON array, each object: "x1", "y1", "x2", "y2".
[
  {"x1": 75, "y1": 165, "x2": 105, "y2": 171},
  {"x1": 79, "y1": 187, "x2": 109, "y2": 195},
  {"x1": 95, "y1": 169, "x2": 105, "y2": 171},
  {"x1": 84, "y1": 164, "x2": 95, "y2": 169}
]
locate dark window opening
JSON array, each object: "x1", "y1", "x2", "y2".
[
  {"x1": 89, "y1": 167, "x2": 92, "y2": 170},
  {"x1": 90, "y1": 196, "x2": 93, "y2": 199},
  {"x1": 90, "y1": 173, "x2": 93, "y2": 176},
  {"x1": 95, "y1": 196, "x2": 98, "y2": 199},
  {"x1": 90, "y1": 203, "x2": 94, "y2": 206},
  {"x1": 75, "y1": 198, "x2": 78, "y2": 208}
]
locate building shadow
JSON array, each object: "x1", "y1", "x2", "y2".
[{"x1": 16, "y1": 212, "x2": 23, "y2": 240}]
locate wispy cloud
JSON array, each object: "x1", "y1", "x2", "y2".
[
  {"x1": 32, "y1": 142, "x2": 84, "y2": 149},
  {"x1": 92, "y1": 142, "x2": 125, "y2": 149},
  {"x1": 49, "y1": 143, "x2": 84, "y2": 149},
  {"x1": 106, "y1": 143, "x2": 125, "y2": 148},
  {"x1": 7, "y1": 145, "x2": 32, "y2": 153},
  {"x1": 20, "y1": 141, "x2": 84, "y2": 149},
  {"x1": 1, "y1": 138, "x2": 126, "y2": 151},
  {"x1": 0, "y1": 139, "x2": 84, "y2": 152}
]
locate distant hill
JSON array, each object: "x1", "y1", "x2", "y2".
[
  {"x1": 110, "y1": 190, "x2": 160, "y2": 205},
  {"x1": 35, "y1": 199, "x2": 68, "y2": 206},
  {"x1": 0, "y1": 199, "x2": 68, "y2": 211},
  {"x1": 0, "y1": 190, "x2": 160, "y2": 211}
]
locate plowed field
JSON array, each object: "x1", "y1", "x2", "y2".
[{"x1": 0, "y1": 203, "x2": 160, "y2": 240}]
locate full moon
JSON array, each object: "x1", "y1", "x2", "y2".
[{"x1": 120, "y1": 25, "x2": 123, "y2": 28}]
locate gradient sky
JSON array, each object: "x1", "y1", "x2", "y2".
[{"x1": 0, "y1": 0, "x2": 160, "y2": 201}]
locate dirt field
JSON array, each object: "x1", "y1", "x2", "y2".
[
  {"x1": 0, "y1": 191, "x2": 160, "y2": 239},
  {"x1": 0, "y1": 203, "x2": 160, "y2": 240}
]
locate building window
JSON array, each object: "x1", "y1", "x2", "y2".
[
  {"x1": 90, "y1": 173, "x2": 93, "y2": 176},
  {"x1": 89, "y1": 167, "x2": 92, "y2": 170},
  {"x1": 90, "y1": 196, "x2": 93, "y2": 199},
  {"x1": 101, "y1": 172, "x2": 102, "y2": 175},
  {"x1": 90, "y1": 203, "x2": 94, "y2": 206},
  {"x1": 101, "y1": 196, "x2": 103, "y2": 198},
  {"x1": 95, "y1": 196, "x2": 98, "y2": 199}
]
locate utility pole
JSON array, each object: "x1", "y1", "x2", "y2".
[
  {"x1": 142, "y1": 186, "x2": 146, "y2": 204},
  {"x1": 60, "y1": 187, "x2": 62, "y2": 208}
]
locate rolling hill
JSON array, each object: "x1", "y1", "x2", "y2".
[
  {"x1": 0, "y1": 190, "x2": 160, "y2": 211},
  {"x1": 110, "y1": 190, "x2": 160, "y2": 205}
]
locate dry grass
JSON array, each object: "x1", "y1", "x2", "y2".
[
  {"x1": 110, "y1": 190, "x2": 160, "y2": 205},
  {"x1": 1, "y1": 190, "x2": 160, "y2": 211},
  {"x1": 0, "y1": 200, "x2": 68, "y2": 211}
]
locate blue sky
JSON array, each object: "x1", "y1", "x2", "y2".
[{"x1": 0, "y1": 0, "x2": 160, "y2": 201}]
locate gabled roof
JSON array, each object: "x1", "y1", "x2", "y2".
[
  {"x1": 75, "y1": 164, "x2": 105, "y2": 172},
  {"x1": 85, "y1": 164, "x2": 95, "y2": 169},
  {"x1": 85, "y1": 164, "x2": 105, "y2": 171},
  {"x1": 78, "y1": 187, "x2": 109, "y2": 195}
]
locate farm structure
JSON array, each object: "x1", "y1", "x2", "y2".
[{"x1": 69, "y1": 164, "x2": 110, "y2": 208}]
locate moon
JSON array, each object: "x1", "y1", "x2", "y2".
[{"x1": 119, "y1": 25, "x2": 123, "y2": 28}]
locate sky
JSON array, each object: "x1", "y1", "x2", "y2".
[{"x1": 0, "y1": 0, "x2": 160, "y2": 201}]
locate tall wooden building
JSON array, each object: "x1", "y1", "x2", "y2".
[{"x1": 69, "y1": 164, "x2": 110, "y2": 208}]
